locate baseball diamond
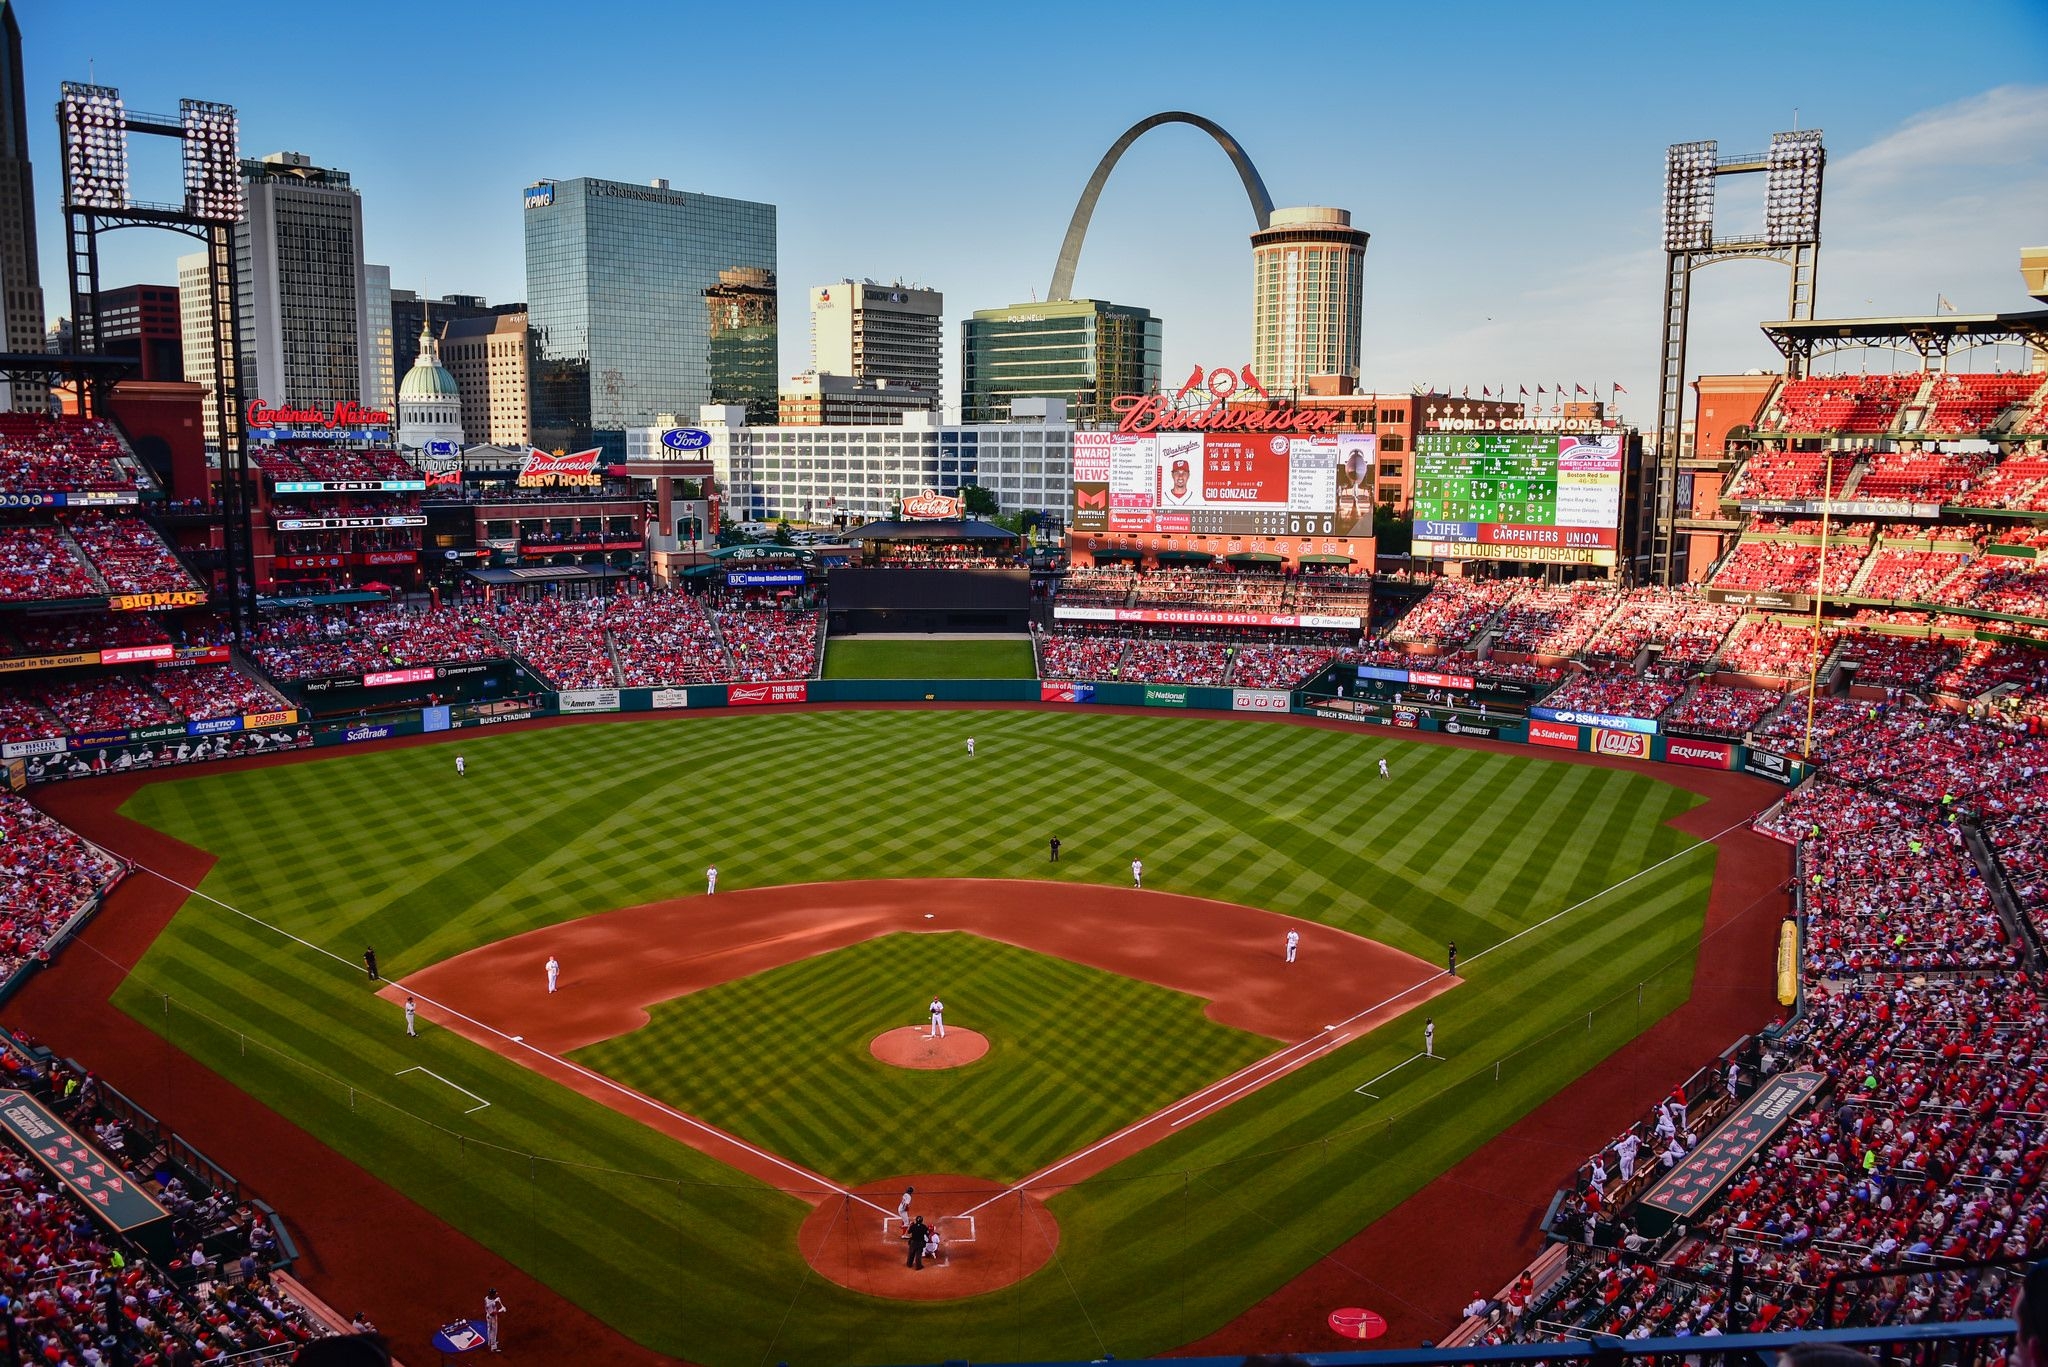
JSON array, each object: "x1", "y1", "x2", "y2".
[{"x1": 24, "y1": 706, "x2": 1748, "y2": 1365}]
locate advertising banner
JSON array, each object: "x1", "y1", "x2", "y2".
[
  {"x1": 558, "y1": 689, "x2": 622, "y2": 714},
  {"x1": 363, "y1": 666, "x2": 436, "y2": 687},
  {"x1": 272, "y1": 480, "x2": 425, "y2": 494},
  {"x1": 726, "y1": 681, "x2": 808, "y2": 707},
  {"x1": 1705, "y1": 587, "x2": 1811, "y2": 613},
  {"x1": 1664, "y1": 738, "x2": 1735, "y2": 769},
  {"x1": 1, "y1": 735, "x2": 67, "y2": 759},
  {"x1": 0, "y1": 1091, "x2": 170, "y2": 1235},
  {"x1": 0, "y1": 491, "x2": 139, "y2": 509},
  {"x1": 1412, "y1": 539, "x2": 1614, "y2": 567},
  {"x1": 1529, "y1": 720, "x2": 1582, "y2": 750},
  {"x1": 516, "y1": 448, "x2": 603, "y2": 489},
  {"x1": 186, "y1": 717, "x2": 244, "y2": 736},
  {"x1": 421, "y1": 705, "x2": 451, "y2": 733},
  {"x1": 1636, "y1": 1072, "x2": 1824, "y2": 1236},
  {"x1": 108, "y1": 590, "x2": 207, "y2": 612},
  {"x1": 726, "y1": 570, "x2": 806, "y2": 588},
  {"x1": 0, "y1": 650, "x2": 97, "y2": 674},
  {"x1": 273, "y1": 554, "x2": 347, "y2": 571},
  {"x1": 24, "y1": 725, "x2": 309, "y2": 778},
  {"x1": 1532, "y1": 706, "x2": 1659, "y2": 736},
  {"x1": 901, "y1": 490, "x2": 964, "y2": 520},
  {"x1": 1591, "y1": 728, "x2": 1652, "y2": 759},
  {"x1": 359, "y1": 549, "x2": 418, "y2": 566},
  {"x1": 648, "y1": 687, "x2": 691, "y2": 710},
  {"x1": 274, "y1": 515, "x2": 427, "y2": 531},
  {"x1": 1439, "y1": 716, "x2": 1523, "y2": 740},
  {"x1": 1040, "y1": 682, "x2": 1095, "y2": 703},
  {"x1": 1143, "y1": 685, "x2": 1190, "y2": 708},
  {"x1": 1053, "y1": 606, "x2": 1362, "y2": 630},
  {"x1": 1230, "y1": 689, "x2": 1291, "y2": 713},
  {"x1": 1743, "y1": 748, "x2": 1796, "y2": 783},
  {"x1": 1408, "y1": 669, "x2": 1478, "y2": 691}
]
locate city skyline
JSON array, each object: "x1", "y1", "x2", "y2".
[{"x1": 13, "y1": 0, "x2": 2048, "y2": 422}]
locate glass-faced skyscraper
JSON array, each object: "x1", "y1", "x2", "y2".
[
  {"x1": 960, "y1": 299, "x2": 1160, "y2": 425},
  {"x1": 523, "y1": 176, "x2": 776, "y2": 457}
]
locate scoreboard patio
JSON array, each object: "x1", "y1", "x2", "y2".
[{"x1": 1412, "y1": 432, "x2": 1626, "y2": 567}]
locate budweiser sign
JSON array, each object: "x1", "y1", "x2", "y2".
[
  {"x1": 900, "y1": 489, "x2": 963, "y2": 520},
  {"x1": 516, "y1": 448, "x2": 603, "y2": 488},
  {"x1": 1111, "y1": 394, "x2": 1339, "y2": 436},
  {"x1": 245, "y1": 400, "x2": 392, "y2": 429}
]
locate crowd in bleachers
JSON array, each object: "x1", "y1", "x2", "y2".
[
  {"x1": 489, "y1": 596, "x2": 616, "y2": 690},
  {"x1": 0, "y1": 414, "x2": 139, "y2": 493},
  {"x1": 248, "y1": 603, "x2": 505, "y2": 681},
  {"x1": 1830, "y1": 632, "x2": 1961, "y2": 689},
  {"x1": 1857, "y1": 448, "x2": 1988, "y2": 503},
  {"x1": 1388, "y1": 578, "x2": 1518, "y2": 647},
  {"x1": 1717, "y1": 617, "x2": 1823, "y2": 678},
  {"x1": 64, "y1": 513, "x2": 199, "y2": 595},
  {"x1": 1540, "y1": 667, "x2": 1687, "y2": 721},
  {"x1": 1584, "y1": 589, "x2": 1740, "y2": 667},
  {"x1": 1490, "y1": 585, "x2": 1620, "y2": 656},
  {"x1": 148, "y1": 665, "x2": 289, "y2": 722},
  {"x1": 469, "y1": 591, "x2": 822, "y2": 688},
  {"x1": 1711, "y1": 539, "x2": 1866, "y2": 597},
  {"x1": 1728, "y1": 449, "x2": 1860, "y2": 500},
  {"x1": 717, "y1": 606, "x2": 819, "y2": 682},
  {"x1": 1856, "y1": 545, "x2": 1973, "y2": 602},
  {"x1": 0, "y1": 522, "x2": 100, "y2": 601},
  {"x1": 0, "y1": 793, "x2": 125, "y2": 982},
  {"x1": 1663, "y1": 683, "x2": 1786, "y2": 738},
  {"x1": 1922, "y1": 374, "x2": 2043, "y2": 437},
  {"x1": 252, "y1": 446, "x2": 417, "y2": 483},
  {"x1": 1764, "y1": 375, "x2": 1923, "y2": 434}
]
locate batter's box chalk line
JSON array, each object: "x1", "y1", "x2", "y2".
[
  {"x1": 396, "y1": 1065, "x2": 492, "y2": 1114},
  {"x1": 1352, "y1": 1050, "x2": 1447, "y2": 1099},
  {"x1": 882, "y1": 1215, "x2": 977, "y2": 1243}
]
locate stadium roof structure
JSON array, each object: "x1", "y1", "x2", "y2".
[
  {"x1": 844, "y1": 518, "x2": 1020, "y2": 542},
  {"x1": 1760, "y1": 309, "x2": 2048, "y2": 367}
]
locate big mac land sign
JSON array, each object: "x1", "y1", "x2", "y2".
[{"x1": 517, "y1": 448, "x2": 604, "y2": 489}]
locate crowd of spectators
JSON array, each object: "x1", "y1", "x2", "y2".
[
  {"x1": 148, "y1": 665, "x2": 290, "y2": 723},
  {"x1": 489, "y1": 596, "x2": 616, "y2": 690},
  {"x1": 1035, "y1": 629, "x2": 1128, "y2": 681},
  {"x1": 607, "y1": 592, "x2": 728, "y2": 686},
  {"x1": 1956, "y1": 449, "x2": 2048, "y2": 511},
  {"x1": 0, "y1": 523, "x2": 101, "y2": 601},
  {"x1": 1921, "y1": 374, "x2": 2043, "y2": 437},
  {"x1": 1856, "y1": 545, "x2": 1973, "y2": 602},
  {"x1": 5, "y1": 613, "x2": 170, "y2": 655},
  {"x1": 1717, "y1": 617, "x2": 1824, "y2": 678},
  {"x1": 64, "y1": 513, "x2": 199, "y2": 595},
  {"x1": 252, "y1": 446, "x2": 416, "y2": 483},
  {"x1": 0, "y1": 793, "x2": 125, "y2": 982},
  {"x1": 1764, "y1": 375, "x2": 1923, "y2": 434},
  {"x1": 1711, "y1": 539, "x2": 1866, "y2": 597},
  {"x1": 1490, "y1": 585, "x2": 1622, "y2": 656},
  {"x1": 1540, "y1": 667, "x2": 1687, "y2": 721},
  {"x1": 1058, "y1": 566, "x2": 1136, "y2": 607},
  {"x1": 716, "y1": 607, "x2": 819, "y2": 682},
  {"x1": 1935, "y1": 555, "x2": 2048, "y2": 621},
  {"x1": 1830, "y1": 632, "x2": 1961, "y2": 689},
  {"x1": 1856, "y1": 447, "x2": 1988, "y2": 503},
  {"x1": 1728, "y1": 448, "x2": 1860, "y2": 500},
  {"x1": 1663, "y1": 682, "x2": 1786, "y2": 738},
  {"x1": 0, "y1": 414, "x2": 139, "y2": 493},
  {"x1": 249, "y1": 603, "x2": 505, "y2": 681},
  {"x1": 1584, "y1": 589, "x2": 1741, "y2": 668},
  {"x1": 1129, "y1": 568, "x2": 1289, "y2": 611},
  {"x1": 40, "y1": 674, "x2": 181, "y2": 733},
  {"x1": 1388, "y1": 579, "x2": 1519, "y2": 647}
]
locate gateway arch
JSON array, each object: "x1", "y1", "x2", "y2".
[{"x1": 1047, "y1": 112, "x2": 1274, "y2": 303}]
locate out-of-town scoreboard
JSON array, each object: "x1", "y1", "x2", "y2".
[{"x1": 1412, "y1": 432, "x2": 1625, "y2": 566}]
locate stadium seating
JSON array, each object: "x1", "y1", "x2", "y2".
[
  {"x1": 1854, "y1": 545, "x2": 1972, "y2": 601},
  {"x1": 716, "y1": 607, "x2": 820, "y2": 682},
  {"x1": 0, "y1": 413, "x2": 140, "y2": 493},
  {"x1": 1727, "y1": 449, "x2": 1859, "y2": 500},
  {"x1": 1490, "y1": 585, "x2": 1620, "y2": 656},
  {"x1": 1035, "y1": 629, "x2": 1128, "y2": 681},
  {"x1": 489, "y1": 596, "x2": 618, "y2": 690},
  {"x1": 1957, "y1": 450, "x2": 2048, "y2": 510},
  {"x1": 1663, "y1": 682, "x2": 1785, "y2": 738},
  {"x1": 1717, "y1": 617, "x2": 1824, "y2": 678},
  {"x1": 1828, "y1": 632, "x2": 1961, "y2": 688},
  {"x1": 63, "y1": 513, "x2": 199, "y2": 595},
  {"x1": 249, "y1": 603, "x2": 506, "y2": 681},
  {"x1": 608, "y1": 593, "x2": 730, "y2": 686},
  {"x1": 1539, "y1": 667, "x2": 1685, "y2": 721},
  {"x1": 1855, "y1": 448, "x2": 1987, "y2": 503},
  {"x1": 1922, "y1": 373, "x2": 2041, "y2": 436},
  {"x1": 148, "y1": 665, "x2": 290, "y2": 722},
  {"x1": 1710, "y1": 539, "x2": 1866, "y2": 596},
  {"x1": 1763, "y1": 375, "x2": 1921, "y2": 434},
  {"x1": 0, "y1": 794, "x2": 125, "y2": 982},
  {"x1": 1584, "y1": 589, "x2": 1740, "y2": 667},
  {"x1": 1389, "y1": 579, "x2": 1519, "y2": 647},
  {"x1": 0, "y1": 523, "x2": 101, "y2": 601}
]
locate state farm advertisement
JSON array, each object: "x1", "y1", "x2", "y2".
[
  {"x1": 1529, "y1": 720, "x2": 1582, "y2": 750},
  {"x1": 1665, "y1": 738, "x2": 1735, "y2": 769},
  {"x1": 726, "y1": 681, "x2": 808, "y2": 707}
]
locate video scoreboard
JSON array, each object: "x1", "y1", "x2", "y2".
[
  {"x1": 1072, "y1": 432, "x2": 1376, "y2": 538},
  {"x1": 1412, "y1": 432, "x2": 1625, "y2": 566}
]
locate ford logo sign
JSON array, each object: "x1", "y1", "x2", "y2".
[{"x1": 661, "y1": 428, "x2": 712, "y2": 451}]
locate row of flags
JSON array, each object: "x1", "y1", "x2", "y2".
[{"x1": 1412, "y1": 382, "x2": 1631, "y2": 402}]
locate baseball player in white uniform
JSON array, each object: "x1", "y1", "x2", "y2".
[
  {"x1": 1378, "y1": 757, "x2": 1390, "y2": 779},
  {"x1": 897, "y1": 1186, "x2": 915, "y2": 1223},
  {"x1": 928, "y1": 997, "x2": 945, "y2": 1038},
  {"x1": 966, "y1": 737, "x2": 975, "y2": 756},
  {"x1": 404, "y1": 997, "x2": 417, "y2": 1037},
  {"x1": 1424, "y1": 1018, "x2": 1436, "y2": 1058},
  {"x1": 483, "y1": 1289, "x2": 505, "y2": 1352},
  {"x1": 545, "y1": 955, "x2": 560, "y2": 994},
  {"x1": 706, "y1": 865, "x2": 718, "y2": 895},
  {"x1": 1285, "y1": 929, "x2": 1300, "y2": 963},
  {"x1": 1131, "y1": 859, "x2": 1143, "y2": 889},
  {"x1": 456, "y1": 755, "x2": 465, "y2": 777}
]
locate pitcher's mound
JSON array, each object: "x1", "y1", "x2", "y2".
[{"x1": 870, "y1": 1026, "x2": 988, "y2": 1069}]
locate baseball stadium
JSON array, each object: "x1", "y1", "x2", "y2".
[{"x1": 3, "y1": 19, "x2": 2048, "y2": 1367}]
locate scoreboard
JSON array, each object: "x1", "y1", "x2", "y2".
[
  {"x1": 1412, "y1": 432, "x2": 1625, "y2": 567},
  {"x1": 1072, "y1": 432, "x2": 1376, "y2": 538}
]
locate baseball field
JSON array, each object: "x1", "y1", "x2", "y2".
[{"x1": 99, "y1": 707, "x2": 1723, "y2": 1365}]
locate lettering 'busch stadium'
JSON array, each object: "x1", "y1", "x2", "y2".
[{"x1": 1411, "y1": 432, "x2": 1626, "y2": 567}]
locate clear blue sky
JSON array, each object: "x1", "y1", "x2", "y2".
[{"x1": 19, "y1": 0, "x2": 2048, "y2": 418}]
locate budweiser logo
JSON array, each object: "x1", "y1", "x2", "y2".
[
  {"x1": 517, "y1": 448, "x2": 603, "y2": 488},
  {"x1": 246, "y1": 400, "x2": 392, "y2": 429},
  {"x1": 1112, "y1": 394, "x2": 1338, "y2": 436},
  {"x1": 729, "y1": 684, "x2": 772, "y2": 702}
]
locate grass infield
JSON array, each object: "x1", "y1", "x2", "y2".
[
  {"x1": 571, "y1": 931, "x2": 1276, "y2": 1184},
  {"x1": 112, "y1": 709, "x2": 1716, "y2": 1366},
  {"x1": 821, "y1": 637, "x2": 1037, "y2": 678}
]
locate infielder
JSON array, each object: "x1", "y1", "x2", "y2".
[
  {"x1": 1424, "y1": 1018, "x2": 1436, "y2": 1058},
  {"x1": 1285, "y1": 929, "x2": 1300, "y2": 963},
  {"x1": 928, "y1": 997, "x2": 945, "y2": 1039},
  {"x1": 1131, "y1": 858, "x2": 1143, "y2": 889},
  {"x1": 403, "y1": 997, "x2": 417, "y2": 1037},
  {"x1": 545, "y1": 955, "x2": 560, "y2": 994},
  {"x1": 483, "y1": 1289, "x2": 505, "y2": 1352},
  {"x1": 456, "y1": 755, "x2": 466, "y2": 777},
  {"x1": 706, "y1": 865, "x2": 718, "y2": 895}
]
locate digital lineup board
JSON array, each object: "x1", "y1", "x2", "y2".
[
  {"x1": 1411, "y1": 432, "x2": 1624, "y2": 566},
  {"x1": 1073, "y1": 432, "x2": 1376, "y2": 538}
]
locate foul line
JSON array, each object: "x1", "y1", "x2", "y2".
[
  {"x1": 961, "y1": 810, "x2": 1757, "y2": 1216},
  {"x1": 116, "y1": 858, "x2": 889, "y2": 1216},
  {"x1": 1352, "y1": 1050, "x2": 1445, "y2": 1099},
  {"x1": 396, "y1": 1065, "x2": 491, "y2": 1115}
]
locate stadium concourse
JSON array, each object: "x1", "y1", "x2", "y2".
[{"x1": 5, "y1": 407, "x2": 2048, "y2": 1359}]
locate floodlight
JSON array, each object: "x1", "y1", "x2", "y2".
[
  {"x1": 1764, "y1": 129, "x2": 1824, "y2": 246},
  {"x1": 58, "y1": 82, "x2": 128, "y2": 210},
  {"x1": 1662, "y1": 140, "x2": 1715, "y2": 252},
  {"x1": 181, "y1": 99, "x2": 244, "y2": 222}
]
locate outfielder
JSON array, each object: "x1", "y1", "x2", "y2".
[
  {"x1": 706, "y1": 865, "x2": 718, "y2": 895},
  {"x1": 1379, "y1": 757, "x2": 1390, "y2": 779},
  {"x1": 966, "y1": 737, "x2": 975, "y2": 756},
  {"x1": 928, "y1": 997, "x2": 945, "y2": 1038},
  {"x1": 545, "y1": 955, "x2": 560, "y2": 994},
  {"x1": 1285, "y1": 929, "x2": 1300, "y2": 963},
  {"x1": 1131, "y1": 858, "x2": 1143, "y2": 889},
  {"x1": 456, "y1": 755, "x2": 465, "y2": 777}
]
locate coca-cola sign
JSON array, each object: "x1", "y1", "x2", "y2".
[
  {"x1": 516, "y1": 448, "x2": 604, "y2": 488},
  {"x1": 900, "y1": 490, "x2": 963, "y2": 520}
]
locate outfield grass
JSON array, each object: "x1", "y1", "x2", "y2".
[
  {"x1": 822, "y1": 637, "x2": 1037, "y2": 678},
  {"x1": 572, "y1": 931, "x2": 1275, "y2": 1184},
  {"x1": 113, "y1": 710, "x2": 1717, "y2": 1366}
]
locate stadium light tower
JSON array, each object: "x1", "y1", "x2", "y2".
[
  {"x1": 1651, "y1": 129, "x2": 1824, "y2": 584},
  {"x1": 57, "y1": 82, "x2": 256, "y2": 637}
]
